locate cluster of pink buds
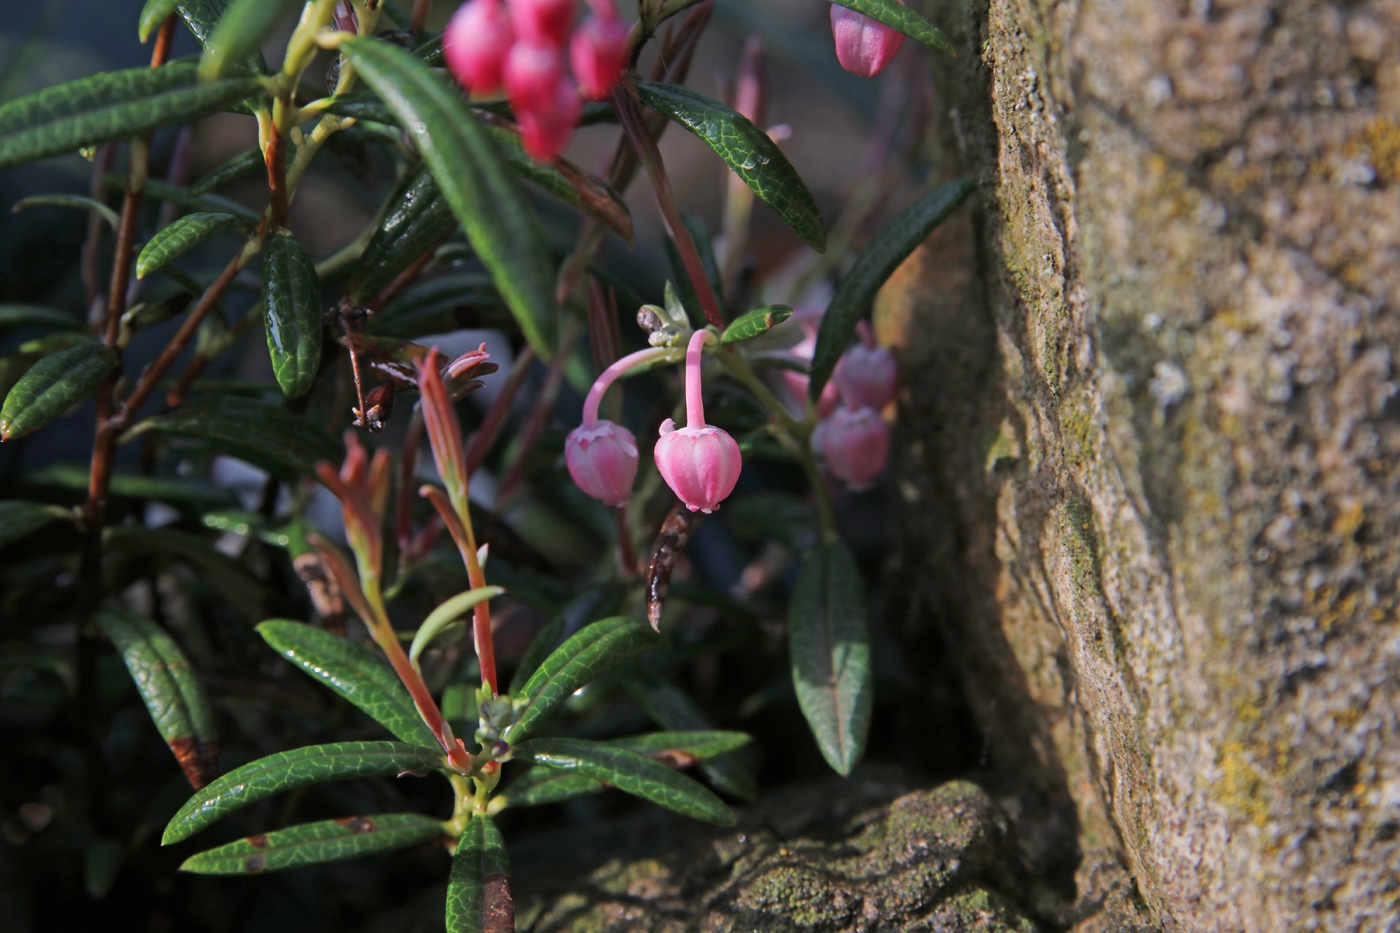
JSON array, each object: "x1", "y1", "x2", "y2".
[
  {"x1": 829, "y1": 1, "x2": 906, "y2": 77},
  {"x1": 445, "y1": 0, "x2": 630, "y2": 161},
  {"x1": 812, "y1": 320, "x2": 896, "y2": 490},
  {"x1": 566, "y1": 330, "x2": 742, "y2": 514}
]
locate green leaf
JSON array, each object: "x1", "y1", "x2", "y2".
[
  {"x1": 188, "y1": 146, "x2": 264, "y2": 193},
  {"x1": 724, "y1": 492, "x2": 819, "y2": 550},
  {"x1": 139, "y1": 0, "x2": 181, "y2": 43},
  {"x1": 720, "y1": 304, "x2": 792, "y2": 345},
  {"x1": 347, "y1": 164, "x2": 459, "y2": 305},
  {"x1": 0, "y1": 341, "x2": 116, "y2": 441},
  {"x1": 137, "y1": 177, "x2": 263, "y2": 223},
  {"x1": 636, "y1": 82, "x2": 826, "y2": 252},
  {"x1": 829, "y1": 0, "x2": 955, "y2": 54},
  {"x1": 504, "y1": 616, "x2": 662, "y2": 745},
  {"x1": 180, "y1": 813, "x2": 445, "y2": 874},
  {"x1": 508, "y1": 583, "x2": 624, "y2": 695},
  {"x1": 0, "y1": 64, "x2": 264, "y2": 171},
  {"x1": 681, "y1": 211, "x2": 723, "y2": 312},
  {"x1": 132, "y1": 395, "x2": 342, "y2": 480},
  {"x1": 162, "y1": 741, "x2": 446, "y2": 845},
  {"x1": 0, "y1": 500, "x2": 71, "y2": 547},
  {"x1": 409, "y1": 586, "x2": 505, "y2": 665},
  {"x1": 446, "y1": 815, "x2": 511, "y2": 933},
  {"x1": 175, "y1": 0, "x2": 269, "y2": 73},
  {"x1": 662, "y1": 240, "x2": 705, "y2": 328},
  {"x1": 368, "y1": 273, "x2": 506, "y2": 340},
  {"x1": 484, "y1": 123, "x2": 633, "y2": 243},
  {"x1": 105, "y1": 526, "x2": 271, "y2": 620},
  {"x1": 199, "y1": 0, "x2": 300, "y2": 81},
  {"x1": 25, "y1": 463, "x2": 235, "y2": 507},
  {"x1": 13, "y1": 193, "x2": 120, "y2": 230},
  {"x1": 628, "y1": 675, "x2": 758, "y2": 801},
  {"x1": 810, "y1": 178, "x2": 971, "y2": 401},
  {"x1": 512, "y1": 738, "x2": 733, "y2": 824},
  {"x1": 260, "y1": 230, "x2": 323, "y2": 398},
  {"x1": 789, "y1": 540, "x2": 871, "y2": 775},
  {"x1": 136, "y1": 211, "x2": 248, "y2": 279},
  {"x1": 257, "y1": 620, "x2": 441, "y2": 748},
  {"x1": 0, "y1": 304, "x2": 84, "y2": 330},
  {"x1": 98, "y1": 607, "x2": 220, "y2": 788},
  {"x1": 339, "y1": 38, "x2": 556, "y2": 357}
]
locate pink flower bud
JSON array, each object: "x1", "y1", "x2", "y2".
[
  {"x1": 516, "y1": 75, "x2": 581, "y2": 160},
  {"x1": 834, "y1": 343, "x2": 897, "y2": 410},
  {"x1": 507, "y1": 0, "x2": 574, "y2": 45},
  {"x1": 566, "y1": 419, "x2": 638, "y2": 507},
  {"x1": 782, "y1": 307, "x2": 839, "y2": 417},
  {"x1": 570, "y1": 14, "x2": 630, "y2": 100},
  {"x1": 829, "y1": 2, "x2": 906, "y2": 77},
  {"x1": 814, "y1": 406, "x2": 890, "y2": 490},
  {"x1": 505, "y1": 39, "x2": 567, "y2": 114},
  {"x1": 444, "y1": 0, "x2": 515, "y2": 94},
  {"x1": 655, "y1": 421, "x2": 742, "y2": 513}
]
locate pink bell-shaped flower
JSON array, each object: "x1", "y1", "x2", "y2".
[
  {"x1": 505, "y1": 38, "x2": 567, "y2": 114},
  {"x1": 814, "y1": 405, "x2": 889, "y2": 490},
  {"x1": 782, "y1": 308, "x2": 840, "y2": 418},
  {"x1": 516, "y1": 75, "x2": 581, "y2": 160},
  {"x1": 654, "y1": 330, "x2": 742, "y2": 513},
  {"x1": 444, "y1": 0, "x2": 515, "y2": 94},
  {"x1": 834, "y1": 321, "x2": 897, "y2": 410},
  {"x1": 570, "y1": 12, "x2": 630, "y2": 100},
  {"x1": 507, "y1": 0, "x2": 574, "y2": 46},
  {"x1": 829, "y1": 2, "x2": 906, "y2": 77},
  {"x1": 565, "y1": 420, "x2": 638, "y2": 507}
]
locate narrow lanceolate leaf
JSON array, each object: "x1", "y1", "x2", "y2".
[
  {"x1": 512, "y1": 738, "x2": 734, "y2": 825},
  {"x1": 485, "y1": 123, "x2": 632, "y2": 243},
  {"x1": 180, "y1": 813, "x2": 445, "y2": 875},
  {"x1": 13, "y1": 194, "x2": 120, "y2": 230},
  {"x1": 789, "y1": 541, "x2": 871, "y2": 776},
  {"x1": 260, "y1": 230, "x2": 323, "y2": 398},
  {"x1": 507, "y1": 583, "x2": 624, "y2": 694},
  {"x1": 0, "y1": 64, "x2": 264, "y2": 171},
  {"x1": 136, "y1": 211, "x2": 247, "y2": 279},
  {"x1": 409, "y1": 586, "x2": 505, "y2": 664},
  {"x1": 0, "y1": 342, "x2": 116, "y2": 441},
  {"x1": 720, "y1": 305, "x2": 793, "y2": 345},
  {"x1": 339, "y1": 38, "x2": 557, "y2": 357},
  {"x1": 636, "y1": 82, "x2": 826, "y2": 252},
  {"x1": 629, "y1": 674, "x2": 759, "y2": 801},
  {"x1": 163, "y1": 741, "x2": 446, "y2": 845},
  {"x1": 0, "y1": 304, "x2": 84, "y2": 330},
  {"x1": 26, "y1": 463, "x2": 234, "y2": 507},
  {"x1": 257, "y1": 620, "x2": 440, "y2": 748},
  {"x1": 98, "y1": 608, "x2": 219, "y2": 789},
  {"x1": 133, "y1": 396, "x2": 341, "y2": 480},
  {"x1": 188, "y1": 146, "x2": 263, "y2": 194},
  {"x1": 175, "y1": 0, "x2": 269, "y2": 73},
  {"x1": 446, "y1": 815, "x2": 512, "y2": 933},
  {"x1": 681, "y1": 211, "x2": 723, "y2": 310},
  {"x1": 0, "y1": 500, "x2": 71, "y2": 547},
  {"x1": 136, "y1": 177, "x2": 262, "y2": 223},
  {"x1": 347, "y1": 165, "x2": 458, "y2": 305},
  {"x1": 829, "y1": 0, "x2": 955, "y2": 54},
  {"x1": 369, "y1": 274, "x2": 506, "y2": 340},
  {"x1": 139, "y1": 0, "x2": 180, "y2": 42},
  {"x1": 725, "y1": 492, "x2": 819, "y2": 551},
  {"x1": 105, "y1": 526, "x2": 272, "y2": 621},
  {"x1": 810, "y1": 178, "x2": 972, "y2": 402},
  {"x1": 504, "y1": 616, "x2": 663, "y2": 745},
  {"x1": 199, "y1": 0, "x2": 301, "y2": 81}
]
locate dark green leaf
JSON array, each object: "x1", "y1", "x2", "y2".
[
  {"x1": 137, "y1": 177, "x2": 263, "y2": 223},
  {"x1": 132, "y1": 395, "x2": 342, "y2": 480},
  {"x1": 98, "y1": 607, "x2": 219, "y2": 788},
  {"x1": 789, "y1": 540, "x2": 871, "y2": 775},
  {"x1": 498, "y1": 766, "x2": 599, "y2": 808},
  {"x1": 628, "y1": 674, "x2": 758, "y2": 801},
  {"x1": 163, "y1": 741, "x2": 446, "y2": 844},
  {"x1": 446, "y1": 815, "x2": 511, "y2": 933},
  {"x1": 636, "y1": 82, "x2": 825, "y2": 252},
  {"x1": 25, "y1": 463, "x2": 234, "y2": 507},
  {"x1": 188, "y1": 146, "x2": 264, "y2": 193},
  {"x1": 13, "y1": 193, "x2": 120, "y2": 230},
  {"x1": 175, "y1": 0, "x2": 269, "y2": 72},
  {"x1": 0, "y1": 500, "x2": 71, "y2": 546},
  {"x1": 512, "y1": 738, "x2": 733, "y2": 824},
  {"x1": 720, "y1": 305, "x2": 792, "y2": 345},
  {"x1": 485, "y1": 123, "x2": 632, "y2": 243},
  {"x1": 0, "y1": 64, "x2": 264, "y2": 171},
  {"x1": 139, "y1": 0, "x2": 181, "y2": 43},
  {"x1": 257, "y1": 620, "x2": 441, "y2": 749},
  {"x1": 180, "y1": 813, "x2": 445, "y2": 874},
  {"x1": 85, "y1": 838, "x2": 124, "y2": 900},
  {"x1": 508, "y1": 583, "x2": 624, "y2": 694},
  {"x1": 0, "y1": 341, "x2": 116, "y2": 441},
  {"x1": 260, "y1": 230, "x2": 323, "y2": 398},
  {"x1": 16, "y1": 332, "x2": 92, "y2": 355},
  {"x1": 0, "y1": 304, "x2": 84, "y2": 330},
  {"x1": 199, "y1": 0, "x2": 300, "y2": 81},
  {"x1": 369, "y1": 273, "x2": 506, "y2": 340},
  {"x1": 724, "y1": 492, "x2": 819, "y2": 550},
  {"x1": 136, "y1": 211, "x2": 248, "y2": 279},
  {"x1": 830, "y1": 0, "x2": 955, "y2": 54},
  {"x1": 348, "y1": 164, "x2": 458, "y2": 304},
  {"x1": 105, "y1": 526, "x2": 272, "y2": 620},
  {"x1": 810, "y1": 178, "x2": 971, "y2": 402},
  {"x1": 504, "y1": 617, "x2": 662, "y2": 745},
  {"x1": 339, "y1": 38, "x2": 556, "y2": 357}
]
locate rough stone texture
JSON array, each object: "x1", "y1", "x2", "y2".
[{"x1": 890, "y1": 1, "x2": 1400, "y2": 931}]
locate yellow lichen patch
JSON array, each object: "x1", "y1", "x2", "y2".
[
  {"x1": 1361, "y1": 117, "x2": 1400, "y2": 185},
  {"x1": 1332, "y1": 499, "x2": 1365, "y2": 538},
  {"x1": 1215, "y1": 740, "x2": 1271, "y2": 828}
]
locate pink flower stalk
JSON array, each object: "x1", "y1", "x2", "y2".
[
  {"x1": 834, "y1": 320, "x2": 897, "y2": 410},
  {"x1": 507, "y1": 0, "x2": 574, "y2": 46},
  {"x1": 814, "y1": 405, "x2": 890, "y2": 490},
  {"x1": 829, "y1": 2, "x2": 906, "y2": 77},
  {"x1": 570, "y1": 12, "x2": 630, "y2": 100},
  {"x1": 654, "y1": 330, "x2": 742, "y2": 513},
  {"x1": 565, "y1": 345, "x2": 671, "y2": 507},
  {"x1": 444, "y1": 0, "x2": 515, "y2": 94}
]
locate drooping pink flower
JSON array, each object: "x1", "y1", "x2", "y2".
[
  {"x1": 507, "y1": 0, "x2": 574, "y2": 46},
  {"x1": 783, "y1": 308, "x2": 840, "y2": 418},
  {"x1": 566, "y1": 420, "x2": 638, "y2": 507},
  {"x1": 829, "y1": 2, "x2": 906, "y2": 77},
  {"x1": 654, "y1": 330, "x2": 742, "y2": 513},
  {"x1": 570, "y1": 12, "x2": 630, "y2": 100},
  {"x1": 505, "y1": 38, "x2": 567, "y2": 114},
  {"x1": 516, "y1": 75, "x2": 582, "y2": 160},
  {"x1": 834, "y1": 321, "x2": 897, "y2": 410},
  {"x1": 814, "y1": 405, "x2": 889, "y2": 490},
  {"x1": 444, "y1": 0, "x2": 515, "y2": 94}
]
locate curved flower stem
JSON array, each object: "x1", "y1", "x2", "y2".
[
  {"x1": 582, "y1": 346, "x2": 674, "y2": 429},
  {"x1": 683, "y1": 329, "x2": 714, "y2": 428}
]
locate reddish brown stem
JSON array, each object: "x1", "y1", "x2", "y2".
[
  {"x1": 82, "y1": 145, "x2": 116, "y2": 313},
  {"x1": 411, "y1": 0, "x2": 432, "y2": 30},
  {"x1": 266, "y1": 104, "x2": 290, "y2": 230}
]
